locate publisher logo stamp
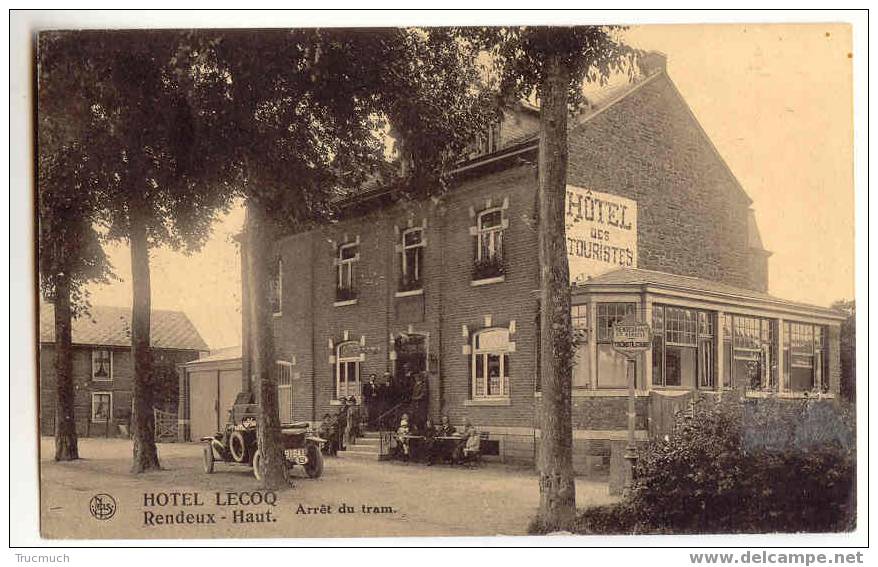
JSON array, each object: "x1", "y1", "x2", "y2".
[{"x1": 89, "y1": 493, "x2": 117, "y2": 520}]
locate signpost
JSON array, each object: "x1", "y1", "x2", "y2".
[{"x1": 612, "y1": 320, "x2": 652, "y2": 493}]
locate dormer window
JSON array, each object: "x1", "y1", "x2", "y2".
[
  {"x1": 478, "y1": 122, "x2": 501, "y2": 155},
  {"x1": 468, "y1": 122, "x2": 502, "y2": 159}
]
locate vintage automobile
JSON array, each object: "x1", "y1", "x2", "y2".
[{"x1": 201, "y1": 396, "x2": 325, "y2": 480}]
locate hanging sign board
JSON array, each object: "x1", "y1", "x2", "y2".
[
  {"x1": 565, "y1": 185, "x2": 638, "y2": 284},
  {"x1": 612, "y1": 323, "x2": 652, "y2": 357}
]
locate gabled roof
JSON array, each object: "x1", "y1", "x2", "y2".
[
  {"x1": 40, "y1": 303, "x2": 209, "y2": 351},
  {"x1": 580, "y1": 268, "x2": 844, "y2": 320}
]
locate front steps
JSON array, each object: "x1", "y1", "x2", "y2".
[{"x1": 337, "y1": 430, "x2": 384, "y2": 461}]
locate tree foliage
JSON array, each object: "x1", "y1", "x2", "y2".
[
  {"x1": 37, "y1": 33, "x2": 115, "y2": 312},
  {"x1": 461, "y1": 26, "x2": 638, "y2": 109},
  {"x1": 188, "y1": 28, "x2": 497, "y2": 220},
  {"x1": 38, "y1": 30, "x2": 236, "y2": 472}
]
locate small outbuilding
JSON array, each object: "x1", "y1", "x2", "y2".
[{"x1": 178, "y1": 345, "x2": 242, "y2": 442}]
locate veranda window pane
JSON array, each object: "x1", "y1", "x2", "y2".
[
  {"x1": 597, "y1": 344, "x2": 629, "y2": 388},
  {"x1": 652, "y1": 332, "x2": 663, "y2": 386},
  {"x1": 665, "y1": 345, "x2": 695, "y2": 388},
  {"x1": 699, "y1": 339, "x2": 715, "y2": 388},
  {"x1": 573, "y1": 342, "x2": 591, "y2": 388}
]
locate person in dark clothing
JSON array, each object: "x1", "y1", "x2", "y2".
[
  {"x1": 347, "y1": 395, "x2": 360, "y2": 440},
  {"x1": 437, "y1": 414, "x2": 457, "y2": 437},
  {"x1": 371, "y1": 372, "x2": 390, "y2": 429},
  {"x1": 396, "y1": 364, "x2": 414, "y2": 405},
  {"x1": 336, "y1": 397, "x2": 349, "y2": 451},
  {"x1": 362, "y1": 374, "x2": 379, "y2": 428},
  {"x1": 422, "y1": 417, "x2": 438, "y2": 465},
  {"x1": 410, "y1": 372, "x2": 429, "y2": 430}
]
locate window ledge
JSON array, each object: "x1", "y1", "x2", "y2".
[
  {"x1": 745, "y1": 390, "x2": 835, "y2": 400},
  {"x1": 395, "y1": 288, "x2": 423, "y2": 298},
  {"x1": 465, "y1": 397, "x2": 511, "y2": 407},
  {"x1": 576, "y1": 389, "x2": 650, "y2": 398},
  {"x1": 333, "y1": 299, "x2": 358, "y2": 307},
  {"x1": 535, "y1": 390, "x2": 650, "y2": 398},
  {"x1": 470, "y1": 275, "x2": 505, "y2": 287},
  {"x1": 648, "y1": 387, "x2": 693, "y2": 396}
]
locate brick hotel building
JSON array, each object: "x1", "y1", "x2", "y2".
[{"x1": 237, "y1": 53, "x2": 845, "y2": 480}]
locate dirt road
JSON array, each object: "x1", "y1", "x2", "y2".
[{"x1": 39, "y1": 437, "x2": 616, "y2": 540}]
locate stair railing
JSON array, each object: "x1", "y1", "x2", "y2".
[{"x1": 375, "y1": 401, "x2": 407, "y2": 432}]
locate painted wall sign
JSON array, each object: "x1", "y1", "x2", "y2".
[{"x1": 565, "y1": 185, "x2": 638, "y2": 283}]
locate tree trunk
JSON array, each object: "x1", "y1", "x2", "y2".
[
  {"x1": 53, "y1": 270, "x2": 79, "y2": 461},
  {"x1": 245, "y1": 202, "x2": 288, "y2": 489},
  {"x1": 536, "y1": 51, "x2": 577, "y2": 531},
  {"x1": 130, "y1": 207, "x2": 160, "y2": 472}
]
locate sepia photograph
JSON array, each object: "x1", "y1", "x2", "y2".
[{"x1": 10, "y1": 9, "x2": 865, "y2": 549}]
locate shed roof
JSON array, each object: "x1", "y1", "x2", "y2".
[
  {"x1": 187, "y1": 345, "x2": 242, "y2": 365},
  {"x1": 39, "y1": 303, "x2": 209, "y2": 351},
  {"x1": 581, "y1": 268, "x2": 844, "y2": 320}
]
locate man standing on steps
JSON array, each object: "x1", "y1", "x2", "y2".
[
  {"x1": 363, "y1": 373, "x2": 379, "y2": 429},
  {"x1": 410, "y1": 372, "x2": 429, "y2": 431}
]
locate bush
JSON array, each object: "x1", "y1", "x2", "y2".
[
  {"x1": 574, "y1": 396, "x2": 855, "y2": 534},
  {"x1": 574, "y1": 502, "x2": 640, "y2": 535}
]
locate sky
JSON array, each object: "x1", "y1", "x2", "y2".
[{"x1": 84, "y1": 24, "x2": 855, "y2": 350}]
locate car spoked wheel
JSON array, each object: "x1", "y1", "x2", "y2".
[
  {"x1": 304, "y1": 443, "x2": 324, "y2": 478},
  {"x1": 252, "y1": 450, "x2": 263, "y2": 481},
  {"x1": 203, "y1": 443, "x2": 215, "y2": 474},
  {"x1": 229, "y1": 430, "x2": 249, "y2": 463}
]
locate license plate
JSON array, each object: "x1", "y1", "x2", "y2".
[{"x1": 284, "y1": 448, "x2": 307, "y2": 463}]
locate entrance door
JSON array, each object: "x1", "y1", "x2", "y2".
[{"x1": 394, "y1": 334, "x2": 427, "y2": 400}]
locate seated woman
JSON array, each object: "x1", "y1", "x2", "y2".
[
  {"x1": 395, "y1": 413, "x2": 412, "y2": 462},
  {"x1": 453, "y1": 420, "x2": 480, "y2": 465}
]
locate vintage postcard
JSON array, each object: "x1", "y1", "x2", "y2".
[{"x1": 26, "y1": 16, "x2": 859, "y2": 543}]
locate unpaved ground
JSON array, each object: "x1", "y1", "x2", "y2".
[{"x1": 39, "y1": 437, "x2": 617, "y2": 540}]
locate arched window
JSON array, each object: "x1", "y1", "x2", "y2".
[
  {"x1": 336, "y1": 341, "x2": 361, "y2": 400},
  {"x1": 472, "y1": 328, "x2": 510, "y2": 399}
]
